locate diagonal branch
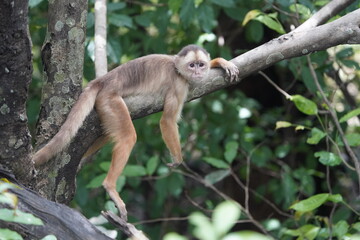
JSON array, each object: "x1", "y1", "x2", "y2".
[{"x1": 294, "y1": 0, "x2": 356, "y2": 32}]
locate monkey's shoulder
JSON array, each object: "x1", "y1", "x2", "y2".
[{"x1": 131, "y1": 54, "x2": 175, "y2": 64}]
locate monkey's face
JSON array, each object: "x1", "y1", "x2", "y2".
[
  {"x1": 187, "y1": 61, "x2": 210, "y2": 80},
  {"x1": 175, "y1": 50, "x2": 210, "y2": 82}
]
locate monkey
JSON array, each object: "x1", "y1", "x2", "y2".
[{"x1": 33, "y1": 44, "x2": 239, "y2": 221}]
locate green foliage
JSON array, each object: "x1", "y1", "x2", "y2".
[
  {"x1": 0, "y1": 181, "x2": 56, "y2": 239},
  {"x1": 165, "y1": 200, "x2": 272, "y2": 240},
  {"x1": 26, "y1": 0, "x2": 360, "y2": 239}
]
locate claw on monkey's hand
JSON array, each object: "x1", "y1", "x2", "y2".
[{"x1": 224, "y1": 61, "x2": 239, "y2": 82}]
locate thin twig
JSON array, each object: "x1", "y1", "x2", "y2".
[
  {"x1": 229, "y1": 169, "x2": 293, "y2": 218},
  {"x1": 172, "y1": 163, "x2": 272, "y2": 237},
  {"x1": 306, "y1": 55, "x2": 360, "y2": 192},
  {"x1": 258, "y1": 71, "x2": 292, "y2": 99}
]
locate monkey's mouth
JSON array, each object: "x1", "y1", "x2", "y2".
[{"x1": 192, "y1": 74, "x2": 205, "y2": 80}]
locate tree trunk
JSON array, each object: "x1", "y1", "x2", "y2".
[
  {"x1": 34, "y1": 0, "x2": 89, "y2": 204},
  {"x1": 0, "y1": 0, "x2": 34, "y2": 183}
]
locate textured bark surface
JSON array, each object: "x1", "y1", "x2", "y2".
[
  {"x1": 0, "y1": 170, "x2": 112, "y2": 240},
  {"x1": 34, "y1": 0, "x2": 89, "y2": 204},
  {"x1": 0, "y1": 0, "x2": 34, "y2": 183}
]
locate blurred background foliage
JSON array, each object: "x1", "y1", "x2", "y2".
[{"x1": 27, "y1": 0, "x2": 360, "y2": 239}]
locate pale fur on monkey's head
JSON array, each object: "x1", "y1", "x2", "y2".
[{"x1": 174, "y1": 45, "x2": 211, "y2": 82}]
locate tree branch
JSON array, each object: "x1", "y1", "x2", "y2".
[
  {"x1": 0, "y1": 170, "x2": 112, "y2": 240},
  {"x1": 94, "y1": 0, "x2": 108, "y2": 77},
  {"x1": 294, "y1": 0, "x2": 356, "y2": 32}
]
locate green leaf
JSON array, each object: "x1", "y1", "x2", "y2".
[
  {"x1": 190, "y1": 212, "x2": 216, "y2": 240},
  {"x1": 134, "y1": 12, "x2": 152, "y2": 28},
  {"x1": 314, "y1": 151, "x2": 342, "y2": 166},
  {"x1": 0, "y1": 209, "x2": 43, "y2": 225},
  {"x1": 123, "y1": 165, "x2": 147, "y2": 177},
  {"x1": 203, "y1": 157, "x2": 229, "y2": 169},
  {"x1": 275, "y1": 121, "x2": 292, "y2": 129},
  {"x1": 107, "y1": 2, "x2": 126, "y2": 11},
  {"x1": 224, "y1": 141, "x2": 238, "y2": 163},
  {"x1": 213, "y1": 201, "x2": 241, "y2": 236},
  {"x1": 147, "y1": 156, "x2": 159, "y2": 175},
  {"x1": 179, "y1": 0, "x2": 196, "y2": 28},
  {"x1": 328, "y1": 194, "x2": 343, "y2": 203},
  {"x1": 307, "y1": 127, "x2": 326, "y2": 145},
  {"x1": 198, "y1": 3, "x2": 215, "y2": 33},
  {"x1": 254, "y1": 14, "x2": 285, "y2": 34},
  {"x1": 299, "y1": 225, "x2": 320, "y2": 240},
  {"x1": 99, "y1": 161, "x2": 110, "y2": 171},
  {"x1": 339, "y1": 108, "x2": 360, "y2": 123},
  {"x1": 275, "y1": 144, "x2": 290, "y2": 158},
  {"x1": 163, "y1": 232, "x2": 188, "y2": 240},
  {"x1": 289, "y1": 4, "x2": 311, "y2": 19},
  {"x1": 41, "y1": 235, "x2": 57, "y2": 240},
  {"x1": 204, "y1": 170, "x2": 230, "y2": 185},
  {"x1": 243, "y1": 10, "x2": 262, "y2": 26},
  {"x1": 290, "y1": 193, "x2": 329, "y2": 212},
  {"x1": 243, "y1": 10, "x2": 285, "y2": 34},
  {"x1": 336, "y1": 47, "x2": 354, "y2": 59},
  {"x1": 301, "y1": 66, "x2": 318, "y2": 93},
  {"x1": 168, "y1": 0, "x2": 182, "y2": 13},
  {"x1": 245, "y1": 21, "x2": 264, "y2": 43},
  {"x1": 0, "y1": 228, "x2": 23, "y2": 240},
  {"x1": 108, "y1": 14, "x2": 134, "y2": 28},
  {"x1": 333, "y1": 220, "x2": 349, "y2": 239},
  {"x1": 86, "y1": 173, "x2": 106, "y2": 188},
  {"x1": 0, "y1": 192, "x2": 18, "y2": 208},
  {"x1": 209, "y1": 0, "x2": 235, "y2": 8},
  {"x1": 116, "y1": 176, "x2": 126, "y2": 192},
  {"x1": 352, "y1": 222, "x2": 360, "y2": 232},
  {"x1": 223, "y1": 231, "x2": 272, "y2": 240},
  {"x1": 290, "y1": 95, "x2": 318, "y2": 115},
  {"x1": 341, "y1": 59, "x2": 360, "y2": 69},
  {"x1": 345, "y1": 133, "x2": 360, "y2": 147}
]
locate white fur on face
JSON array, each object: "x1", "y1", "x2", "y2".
[{"x1": 183, "y1": 50, "x2": 210, "y2": 63}]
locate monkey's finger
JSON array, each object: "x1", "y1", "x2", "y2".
[{"x1": 225, "y1": 66, "x2": 239, "y2": 82}]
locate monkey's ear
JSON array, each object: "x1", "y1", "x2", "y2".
[{"x1": 174, "y1": 55, "x2": 180, "y2": 65}]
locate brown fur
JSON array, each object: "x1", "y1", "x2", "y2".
[{"x1": 33, "y1": 45, "x2": 239, "y2": 221}]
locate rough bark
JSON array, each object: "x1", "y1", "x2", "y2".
[
  {"x1": 0, "y1": 170, "x2": 112, "y2": 240},
  {"x1": 34, "y1": 0, "x2": 88, "y2": 204},
  {"x1": 0, "y1": 0, "x2": 34, "y2": 183}
]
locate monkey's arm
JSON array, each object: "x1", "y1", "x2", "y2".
[
  {"x1": 159, "y1": 89, "x2": 186, "y2": 167},
  {"x1": 210, "y1": 58, "x2": 239, "y2": 82}
]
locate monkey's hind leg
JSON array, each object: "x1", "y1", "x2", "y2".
[{"x1": 96, "y1": 93, "x2": 137, "y2": 221}]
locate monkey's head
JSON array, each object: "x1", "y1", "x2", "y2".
[{"x1": 175, "y1": 45, "x2": 211, "y2": 82}]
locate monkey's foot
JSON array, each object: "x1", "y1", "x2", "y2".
[
  {"x1": 102, "y1": 211, "x2": 149, "y2": 240},
  {"x1": 118, "y1": 207, "x2": 128, "y2": 222},
  {"x1": 167, "y1": 162, "x2": 181, "y2": 168}
]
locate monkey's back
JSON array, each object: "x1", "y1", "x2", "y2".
[{"x1": 100, "y1": 54, "x2": 179, "y2": 97}]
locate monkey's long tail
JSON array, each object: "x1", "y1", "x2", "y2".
[{"x1": 33, "y1": 80, "x2": 103, "y2": 166}]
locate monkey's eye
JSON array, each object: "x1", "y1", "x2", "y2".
[
  {"x1": 189, "y1": 63, "x2": 195, "y2": 68},
  {"x1": 199, "y1": 62, "x2": 204, "y2": 67}
]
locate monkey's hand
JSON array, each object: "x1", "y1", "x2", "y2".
[
  {"x1": 222, "y1": 61, "x2": 239, "y2": 82},
  {"x1": 210, "y1": 58, "x2": 239, "y2": 82}
]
